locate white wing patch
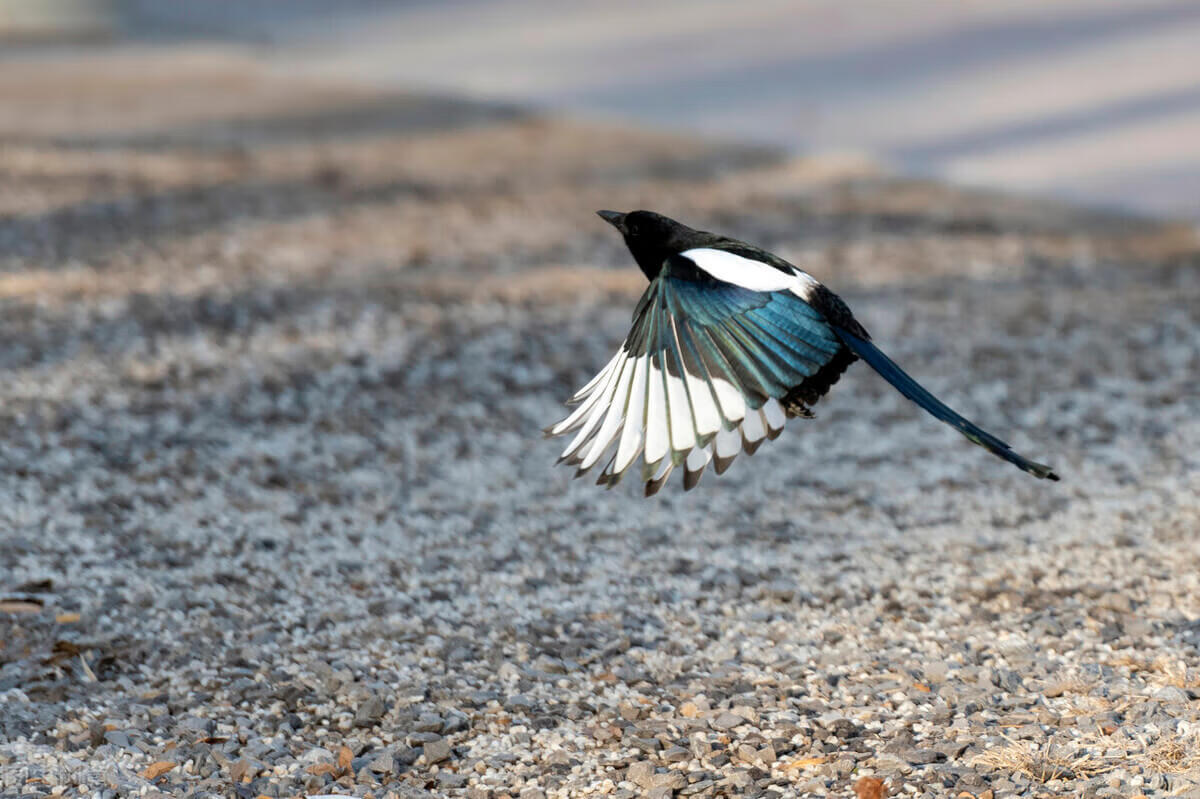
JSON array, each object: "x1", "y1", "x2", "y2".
[
  {"x1": 549, "y1": 349, "x2": 793, "y2": 495},
  {"x1": 680, "y1": 248, "x2": 819, "y2": 299}
]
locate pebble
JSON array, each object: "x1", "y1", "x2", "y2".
[
  {"x1": 102, "y1": 731, "x2": 131, "y2": 748},
  {"x1": 628, "y1": 761, "x2": 656, "y2": 787},
  {"x1": 355, "y1": 696, "x2": 388, "y2": 727},
  {"x1": 423, "y1": 739, "x2": 452, "y2": 765},
  {"x1": 662, "y1": 746, "x2": 690, "y2": 762},
  {"x1": 414, "y1": 712, "x2": 444, "y2": 732},
  {"x1": 438, "y1": 771, "x2": 468, "y2": 788},
  {"x1": 648, "y1": 771, "x2": 686, "y2": 790},
  {"x1": 710, "y1": 712, "x2": 746, "y2": 731},
  {"x1": 505, "y1": 695, "x2": 537, "y2": 713},
  {"x1": 681, "y1": 779, "x2": 714, "y2": 795}
]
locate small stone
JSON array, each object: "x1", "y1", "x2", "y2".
[
  {"x1": 408, "y1": 731, "x2": 442, "y2": 745},
  {"x1": 662, "y1": 746, "x2": 690, "y2": 762},
  {"x1": 710, "y1": 712, "x2": 745, "y2": 731},
  {"x1": 355, "y1": 696, "x2": 388, "y2": 727},
  {"x1": 415, "y1": 711, "x2": 444, "y2": 732},
  {"x1": 630, "y1": 736, "x2": 663, "y2": 753},
  {"x1": 519, "y1": 788, "x2": 545, "y2": 799},
  {"x1": 937, "y1": 741, "x2": 969, "y2": 760},
  {"x1": 679, "y1": 702, "x2": 701, "y2": 719},
  {"x1": 443, "y1": 711, "x2": 470, "y2": 734},
  {"x1": 438, "y1": 771, "x2": 468, "y2": 789},
  {"x1": 992, "y1": 669, "x2": 1023, "y2": 692},
  {"x1": 681, "y1": 779, "x2": 714, "y2": 795},
  {"x1": 177, "y1": 716, "x2": 215, "y2": 735},
  {"x1": 423, "y1": 738, "x2": 452, "y2": 764},
  {"x1": 826, "y1": 719, "x2": 864, "y2": 740},
  {"x1": 231, "y1": 758, "x2": 258, "y2": 782},
  {"x1": 394, "y1": 746, "x2": 420, "y2": 767},
  {"x1": 724, "y1": 769, "x2": 753, "y2": 788},
  {"x1": 1156, "y1": 686, "x2": 1188, "y2": 703},
  {"x1": 1043, "y1": 681, "x2": 1069, "y2": 698},
  {"x1": 505, "y1": 694, "x2": 536, "y2": 713},
  {"x1": 468, "y1": 690, "x2": 500, "y2": 706},
  {"x1": 103, "y1": 731, "x2": 131, "y2": 748},
  {"x1": 628, "y1": 761, "x2": 656, "y2": 788},
  {"x1": 649, "y1": 771, "x2": 686, "y2": 790},
  {"x1": 901, "y1": 748, "x2": 945, "y2": 765},
  {"x1": 299, "y1": 747, "x2": 335, "y2": 764}
]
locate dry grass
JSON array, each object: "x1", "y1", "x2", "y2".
[
  {"x1": 977, "y1": 728, "x2": 1200, "y2": 789},
  {"x1": 1130, "y1": 657, "x2": 1200, "y2": 692},
  {"x1": 972, "y1": 736, "x2": 1118, "y2": 783},
  {"x1": 1147, "y1": 735, "x2": 1200, "y2": 776},
  {"x1": 1040, "y1": 669, "x2": 1096, "y2": 699}
]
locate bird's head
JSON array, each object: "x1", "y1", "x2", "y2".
[{"x1": 598, "y1": 209, "x2": 702, "y2": 277}]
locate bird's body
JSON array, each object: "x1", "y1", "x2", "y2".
[{"x1": 547, "y1": 210, "x2": 1058, "y2": 494}]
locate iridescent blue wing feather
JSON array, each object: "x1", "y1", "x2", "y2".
[{"x1": 548, "y1": 259, "x2": 848, "y2": 494}]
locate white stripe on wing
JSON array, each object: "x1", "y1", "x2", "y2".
[{"x1": 680, "y1": 247, "x2": 818, "y2": 299}]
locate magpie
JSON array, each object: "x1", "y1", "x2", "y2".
[{"x1": 547, "y1": 210, "x2": 1059, "y2": 495}]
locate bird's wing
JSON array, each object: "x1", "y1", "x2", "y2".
[{"x1": 547, "y1": 249, "x2": 848, "y2": 495}]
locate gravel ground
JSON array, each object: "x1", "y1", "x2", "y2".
[{"x1": 1, "y1": 48, "x2": 1199, "y2": 799}]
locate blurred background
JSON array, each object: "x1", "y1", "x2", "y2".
[
  {"x1": 2, "y1": 3, "x2": 1199, "y2": 797},
  {"x1": 5, "y1": 0, "x2": 1199, "y2": 220}
]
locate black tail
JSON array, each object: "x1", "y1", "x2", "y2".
[{"x1": 834, "y1": 326, "x2": 1059, "y2": 481}]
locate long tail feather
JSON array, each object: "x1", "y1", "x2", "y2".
[{"x1": 834, "y1": 326, "x2": 1059, "y2": 481}]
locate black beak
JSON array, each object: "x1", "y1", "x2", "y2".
[{"x1": 596, "y1": 210, "x2": 626, "y2": 232}]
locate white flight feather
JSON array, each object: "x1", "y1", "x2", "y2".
[
  {"x1": 578, "y1": 355, "x2": 636, "y2": 470},
  {"x1": 643, "y1": 355, "x2": 670, "y2": 467},
  {"x1": 612, "y1": 356, "x2": 648, "y2": 474},
  {"x1": 559, "y1": 353, "x2": 626, "y2": 460}
]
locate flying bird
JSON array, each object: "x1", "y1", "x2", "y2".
[{"x1": 547, "y1": 210, "x2": 1059, "y2": 495}]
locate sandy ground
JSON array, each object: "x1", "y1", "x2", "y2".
[{"x1": 0, "y1": 48, "x2": 1199, "y2": 799}]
